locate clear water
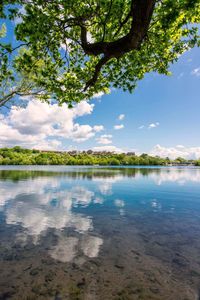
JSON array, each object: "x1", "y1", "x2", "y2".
[{"x1": 0, "y1": 166, "x2": 200, "y2": 300}]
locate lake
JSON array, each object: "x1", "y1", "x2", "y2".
[{"x1": 0, "y1": 166, "x2": 200, "y2": 300}]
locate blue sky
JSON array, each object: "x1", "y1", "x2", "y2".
[
  {"x1": 72, "y1": 46, "x2": 200, "y2": 156},
  {"x1": 0, "y1": 14, "x2": 200, "y2": 158}
]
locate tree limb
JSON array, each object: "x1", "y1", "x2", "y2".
[
  {"x1": 84, "y1": 55, "x2": 110, "y2": 91},
  {"x1": 81, "y1": 0, "x2": 156, "y2": 89}
]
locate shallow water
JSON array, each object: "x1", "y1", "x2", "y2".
[{"x1": 0, "y1": 166, "x2": 200, "y2": 300}]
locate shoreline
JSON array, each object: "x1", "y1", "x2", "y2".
[{"x1": 0, "y1": 164, "x2": 198, "y2": 169}]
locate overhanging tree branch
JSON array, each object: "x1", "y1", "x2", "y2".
[
  {"x1": 80, "y1": 0, "x2": 156, "y2": 89},
  {"x1": 1, "y1": 0, "x2": 197, "y2": 107},
  {"x1": 84, "y1": 55, "x2": 110, "y2": 91}
]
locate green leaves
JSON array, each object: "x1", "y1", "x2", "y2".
[
  {"x1": 0, "y1": 0, "x2": 199, "y2": 107},
  {"x1": 0, "y1": 146, "x2": 196, "y2": 166},
  {"x1": 0, "y1": 23, "x2": 6, "y2": 38}
]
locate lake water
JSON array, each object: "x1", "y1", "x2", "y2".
[{"x1": 1, "y1": 166, "x2": 200, "y2": 300}]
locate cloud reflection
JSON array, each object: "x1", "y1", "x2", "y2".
[
  {"x1": 0, "y1": 175, "x2": 104, "y2": 262},
  {"x1": 1, "y1": 167, "x2": 199, "y2": 262},
  {"x1": 49, "y1": 236, "x2": 78, "y2": 263},
  {"x1": 49, "y1": 234, "x2": 103, "y2": 263},
  {"x1": 149, "y1": 168, "x2": 200, "y2": 185},
  {"x1": 114, "y1": 199, "x2": 125, "y2": 216},
  {"x1": 94, "y1": 175, "x2": 124, "y2": 195}
]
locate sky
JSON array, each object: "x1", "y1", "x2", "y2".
[{"x1": 0, "y1": 14, "x2": 200, "y2": 159}]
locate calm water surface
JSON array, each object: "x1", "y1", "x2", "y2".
[{"x1": 1, "y1": 166, "x2": 200, "y2": 300}]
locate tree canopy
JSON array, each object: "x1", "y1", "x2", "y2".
[
  {"x1": 0, "y1": 146, "x2": 197, "y2": 166},
  {"x1": 0, "y1": 0, "x2": 199, "y2": 107}
]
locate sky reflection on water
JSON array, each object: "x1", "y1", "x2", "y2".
[{"x1": 1, "y1": 166, "x2": 200, "y2": 299}]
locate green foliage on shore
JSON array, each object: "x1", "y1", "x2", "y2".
[
  {"x1": 0, "y1": 146, "x2": 197, "y2": 166},
  {"x1": 195, "y1": 160, "x2": 200, "y2": 166}
]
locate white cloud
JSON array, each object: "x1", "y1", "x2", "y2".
[
  {"x1": 150, "y1": 144, "x2": 200, "y2": 159},
  {"x1": 68, "y1": 124, "x2": 95, "y2": 143},
  {"x1": 92, "y1": 145, "x2": 123, "y2": 153},
  {"x1": 92, "y1": 91, "x2": 105, "y2": 99},
  {"x1": 118, "y1": 114, "x2": 125, "y2": 121},
  {"x1": 0, "y1": 100, "x2": 104, "y2": 149},
  {"x1": 93, "y1": 125, "x2": 104, "y2": 132},
  {"x1": 96, "y1": 134, "x2": 112, "y2": 145},
  {"x1": 148, "y1": 122, "x2": 159, "y2": 129},
  {"x1": 138, "y1": 123, "x2": 159, "y2": 130},
  {"x1": 191, "y1": 67, "x2": 200, "y2": 77},
  {"x1": 14, "y1": 6, "x2": 26, "y2": 24},
  {"x1": 176, "y1": 145, "x2": 185, "y2": 149},
  {"x1": 114, "y1": 124, "x2": 124, "y2": 130},
  {"x1": 87, "y1": 31, "x2": 95, "y2": 43},
  {"x1": 34, "y1": 140, "x2": 62, "y2": 151}
]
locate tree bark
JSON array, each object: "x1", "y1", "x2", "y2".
[
  {"x1": 81, "y1": 0, "x2": 156, "y2": 89},
  {"x1": 82, "y1": 0, "x2": 155, "y2": 56}
]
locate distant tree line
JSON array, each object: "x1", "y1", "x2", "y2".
[{"x1": 0, "y1": 146, "x2": 198, "y2": 166}]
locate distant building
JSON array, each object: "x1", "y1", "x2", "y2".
[{"x1": 126, "y1": 152, "x2": 135, "y2": 156}]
